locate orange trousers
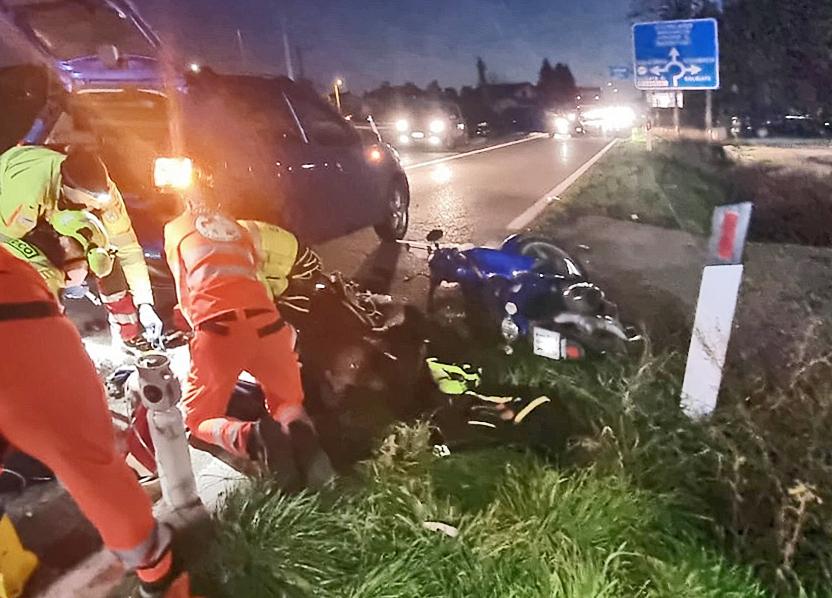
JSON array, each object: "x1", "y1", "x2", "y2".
[
  {"x1": 0, "y1": 314, "x2": 156, "y2": 555},
  {"x1": 184, "y1": 310, "x2": 305, "y2": 457}
]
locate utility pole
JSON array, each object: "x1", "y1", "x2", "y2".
[
  {"x1": 333, "y1": 78, "x2": 343, "y2": 113},
  {"x1": 236, "y1": 28, "x2": 247, "y2": 71},
  {"x1": 282, "y1": 18, "x2": 294, "y2": 80}
]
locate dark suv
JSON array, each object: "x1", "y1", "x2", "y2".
[{"x1": 0, "y1": 0, "x2": 411, "y2": 264}]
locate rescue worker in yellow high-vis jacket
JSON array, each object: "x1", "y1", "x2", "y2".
[
  {"x1": 238, "y1": 219, "x2": 322, "y2": 313},
  {"x1": 0, "y1": 145, "x2": 162, "y2": 347}
]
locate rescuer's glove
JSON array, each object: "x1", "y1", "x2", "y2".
[{"x1": 138, "y1": 303, "x2": 164, "y2": 342}]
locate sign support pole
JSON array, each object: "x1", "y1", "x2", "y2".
[
  {"x1": 705, "y1": 89, "x2": 713, "y2": 140},
  {"x1": 673, "y1": 93, "x2": 682, "y2": 136}
]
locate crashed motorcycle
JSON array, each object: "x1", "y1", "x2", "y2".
[
  {"x1": 401, "y1": 229, "x2": 639, "y2": 359},
  {"x1": 275, "y1": 272, "x2": 429, "y2": 467}
]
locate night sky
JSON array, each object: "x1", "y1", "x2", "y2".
[{"x1": 141, "y1": 0, "x2": 633, "y2": 92}]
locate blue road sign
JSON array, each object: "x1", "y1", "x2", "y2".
[
  {"x1": 608, "y1": 65, "x2": 632, "y2": 80},
  {"x1": 633, "y1": 18, "x2": 719, "y2": 90}
]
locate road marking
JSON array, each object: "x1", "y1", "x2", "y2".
[
  {"x1": 404, "y1": 134, "x2": 548, "y2": 171},
  {"x1": 507, "y1": 138, "x2": 619, "y2": 231}
]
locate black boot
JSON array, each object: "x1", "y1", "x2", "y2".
[
  {"x1": 247, "y1": 418, "x2": 302, "y2": 492},
  {"x1": 288, "y1": 421, "x2": 336, "y2": 490}
]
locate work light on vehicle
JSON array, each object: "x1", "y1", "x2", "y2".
[
  {"x1": 154, "y1": 157, "x2": 194, "y2": 190},
  {"x1": 429, "y1": 119, "x2": 446, "y2": 134},
  {"x1": 395, "y1": 119, "x2": 410, "y2": 133}
]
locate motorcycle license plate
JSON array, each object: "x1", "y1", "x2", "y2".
[{"x1": 532, "y1": 327, "x2": 564, "y2": 360}]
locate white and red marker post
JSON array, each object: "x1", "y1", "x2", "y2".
[{"x1": 681, "y1": 202, "x2": 753, "y2": 419}]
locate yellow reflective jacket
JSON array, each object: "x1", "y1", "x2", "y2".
[
  {"x1": 1, "y1": 237, "x2": 65, "y2": 299},
  {"x1": 0, "y1": 146, "x2": 153, "y2": 305},
  {"x1": 238, "y1": 219, "x2": 302, "y2": 299}
]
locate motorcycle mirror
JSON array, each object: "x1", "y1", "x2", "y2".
[{"x1": 426, "y1": 229, "x2": 444, "y2": 243}]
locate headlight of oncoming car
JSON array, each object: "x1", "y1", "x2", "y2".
[
  {"x1": 429, "y1": 119, "x2": 447, "y2": 134},
  {"x1": 395, "y1": 119, "x2": 410, "y2": 133},
  {"x1": 154, "y1": 157, "x2": 194, "y2": 190},
  {"x1": 555, "y1": 117, "x2": 571, "y2": 135}
]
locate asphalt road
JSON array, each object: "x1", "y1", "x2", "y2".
[{"x1": 316, "y1": 133, "x2": 611, "y2": 303}]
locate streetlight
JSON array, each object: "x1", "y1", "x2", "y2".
[
  {"x1": 188, "y1": 62, "x2": 201, "y2": 74},
  {"x1": 333, "y1": 78, "x2": 344, "y2": 113}
]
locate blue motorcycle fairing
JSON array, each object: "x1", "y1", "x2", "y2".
[{"x1": 461, "y1": 247, "x2": 538, "y2": 279}]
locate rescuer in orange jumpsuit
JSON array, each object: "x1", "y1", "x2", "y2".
[
  {"x1": 164, "y1": 192, "x2": 334, "y2": 490},
  {"x1": 0, "y1": 247, "x2": 195, "y2": 598}
]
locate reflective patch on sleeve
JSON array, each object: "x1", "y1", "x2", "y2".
[{"x1": 5, "y1": 238, "x2": 39, "y2": 260}]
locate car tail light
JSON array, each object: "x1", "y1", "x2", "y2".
[
  {"x1": 154, "y1": 157, "x2": 193, "y2": 190},
  {"x1": 367, "y1": 146, "x2": 383, "y2": 164}
]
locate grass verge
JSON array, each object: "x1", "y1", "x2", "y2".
[
  {"x1": 191, "y1": 425, "x2": 764, "y2": 597},
  {"x1": 539, "y1": 140, "x2": 731, "y2": 235},
  {"x1": 539, "y1": 139, "x2": 832, "y2": 247},
  {"x1": 187, "y1": 348, "x2": 832, "y2": 597}
]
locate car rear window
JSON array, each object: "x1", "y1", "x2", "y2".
[
  {"x1": 286, "y1": 89, "x2": 359, "y2": 147},
  {"x1": 60, "y1": 89, "x2": 172, "y2": 193},
  {"x1": 8, "y1": 0, "x2": 154, "y2": 60}
]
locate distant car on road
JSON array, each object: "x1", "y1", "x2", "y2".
[
  {"x1": 580, "y1": 106, "x2": 637, "y2": 137},
  {"x1": 375, "y1": 99, "x2": 468, "y2": 150},
  {"x1": 0, "y1": 0, "x2": 411, "y2": 264},
  {"x1": 545, "y1": 111, "x2": 585, "y2": 137},
  {"x1": 730, "y1": 114, "x2": 830, "y2": 139},
  {"x1": 497, "y1": 106, "x2": 547, "y2": 134}
]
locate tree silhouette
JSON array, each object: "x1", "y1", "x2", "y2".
[
  {"x1": 537, "y1": 59, "x2": 578, "y2": 108},
  {"x1": 426, "y1": 80, "x2": 442, "y2": 97},
  {"x1": 629, "y1": 0, "x2": 714, "y2": 19},
  {"x1": 537, "y1": 59, "x2": 554, "y2": 88},
  {"x1": 476, "y1": 57, "x2": 488, "y2": 87}
]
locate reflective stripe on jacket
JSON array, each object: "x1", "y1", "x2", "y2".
[
  {"x1": 0, "y1": 246, "x2": 59, "y2": 306},
  {"x1": 0, "y1": 239, "x2": 66, "y2": 301},
  {"x1": 164, "y1": 211, "x2": 276, "y2": 326},
  {"x1": 0, "y1": 238, "x2": 64, "y2": 299}
]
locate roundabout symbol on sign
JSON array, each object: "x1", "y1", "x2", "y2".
[{"x1": 648, "y1": 47, "x2": 703, "y2": 87}]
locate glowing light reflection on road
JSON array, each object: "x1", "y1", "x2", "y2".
[
  {"x1": 430, "y1": 164, "x2": 453, "y2": 184},
  {"x1": 558, "y1": 141, "x2": 571, "y2": 163}
]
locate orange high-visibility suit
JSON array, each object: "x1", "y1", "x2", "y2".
[
  {"x1": 0, "y1": 247, "x2": 191, "y2": 595},
  {"x1": 164, "y1": 210, "x2": 305, "y2": 457}
]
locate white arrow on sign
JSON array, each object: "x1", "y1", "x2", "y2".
[{"x1": 648, "y1": 47, "x2": 703, "y2": 87}]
